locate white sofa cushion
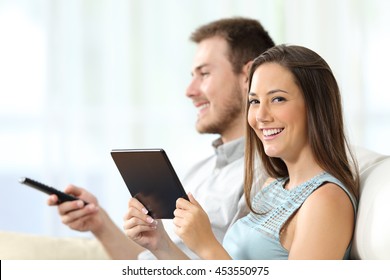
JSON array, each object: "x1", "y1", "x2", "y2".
[{"x1": 351, "y1": 146, "x2": 390, "y2": 259}]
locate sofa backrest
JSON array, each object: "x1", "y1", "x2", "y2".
[{"x1": 351, "y1": 146, "x2": 390, "y2": 259}]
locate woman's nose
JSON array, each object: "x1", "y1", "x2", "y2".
[{"x1": 255, "y1": 103, "x2": 271, "y2": 123}]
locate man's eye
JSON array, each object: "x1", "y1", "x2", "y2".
[{"x1": 200, "y1": 72, "x2": 209, "y2": 77}]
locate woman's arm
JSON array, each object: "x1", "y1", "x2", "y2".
[
  {"x1": 123, "y1": 197, "x2": 190, "y2": 259},
  {"x1": 174, "y1": 193, "x2": 232, "y2": 260},
  {"x1": 288, "y1": 183, "x2": 355, "y2": 259}
]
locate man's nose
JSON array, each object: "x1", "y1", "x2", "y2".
[{"x1": 185, "y1": 77, "x2": 200, "y2": 98}]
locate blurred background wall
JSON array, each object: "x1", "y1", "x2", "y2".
[{"x1": 1, "y1": 0, "x2": 389, "y2": 237}]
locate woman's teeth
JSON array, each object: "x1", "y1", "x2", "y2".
[{"x1": 263, "y1": 128, "x2": 283, "y2": 137}]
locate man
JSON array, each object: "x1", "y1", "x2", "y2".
[{"x1": 48, "y1": 17, "x2": 275, "y2": 259}]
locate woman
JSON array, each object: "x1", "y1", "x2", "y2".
[{"x1": 123, "y1": 45, "x2": 359, "y2": 260}]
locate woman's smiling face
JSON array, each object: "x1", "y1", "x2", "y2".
[{"x1": 247, "y1": 62, "x2": 308, "y2": 162}]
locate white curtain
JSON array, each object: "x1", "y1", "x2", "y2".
[{"x1": 1, "y1": 0, "x2": 389, "y2": 237}]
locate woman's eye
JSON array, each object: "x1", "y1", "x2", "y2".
[
  {"x1": 200, "y1": 72, "x2": 209, "y2": 77},
  {"x1": 249, "y1": 99, "x2": 259, "y2": 105},
  {"x1": 272, "y1": 96, "x2": 286, "y2": 103}
]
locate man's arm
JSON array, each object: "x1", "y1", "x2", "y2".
[
  {"x1": 92, "y1": 208, "x2": 145, "y2": 259},
  {"x1": 48, "y1": 184, "x2": 145, "y2": 259}
]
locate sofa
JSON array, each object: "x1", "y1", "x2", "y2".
[
  {"x1": 350, "y1": 147, "x2": 390, "y2": 259},
  {"x1": 0, "y1": 231, "x2": 109, "y2": 259},
  {"x1": 0, "y1": 146, "x2": 389, "y2": 260}
]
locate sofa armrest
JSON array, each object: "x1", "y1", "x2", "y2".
[{"x1": 0, "y1": 230, "x2": 110, "y2": 260}]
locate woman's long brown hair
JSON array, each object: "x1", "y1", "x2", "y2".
[{"x1": 244, "y1": 45, "x2": 359, "y2": 213}]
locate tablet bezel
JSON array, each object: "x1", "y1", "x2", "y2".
[{"x1": 110, "y1": 148, "x2": 188, "y2": 219}]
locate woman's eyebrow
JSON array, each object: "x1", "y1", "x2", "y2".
[
  {"x1": 248, "y1": 89, "x2": 288, "y2": 96},
  {"x1": 268, "y1": 89, "x2": 288, "y2": 94}
]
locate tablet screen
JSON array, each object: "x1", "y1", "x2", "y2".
[{"x1": 110, "y1": 149, "x2": 188, "y2": 219}]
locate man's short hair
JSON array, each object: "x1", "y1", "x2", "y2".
[{"x1": 190, "y1": 17, "x2": 275, "y2": 74}]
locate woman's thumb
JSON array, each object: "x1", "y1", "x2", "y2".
[{"x1": 187, "y1": 192, "x2": 200, "y2": 206}]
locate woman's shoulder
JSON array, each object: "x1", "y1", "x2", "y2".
[{"x1": 300, "y1": 182, "x2": 354, "y2": 220}]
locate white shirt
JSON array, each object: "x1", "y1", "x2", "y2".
[{"x1": 138, "y1": 137, "x2": 248, "y2": 259}]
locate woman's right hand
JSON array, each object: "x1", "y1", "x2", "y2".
[{"x1": 123, "y1": 197, "x2": 167, "y2": 252}]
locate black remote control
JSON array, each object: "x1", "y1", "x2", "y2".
[{"x1": 19, "y1": 177, "x2": 87, "y2": 204}]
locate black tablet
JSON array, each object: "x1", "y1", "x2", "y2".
[{"x1": 110, "y1": 149, "x2": 188, "y2": 219}]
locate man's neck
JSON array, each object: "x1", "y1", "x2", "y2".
[
  {"x1": 220, "y1": 126, "x2": 245, "y2": 144},
  {"x1": 220, "y1": 133, "x2": 244, "y2": 145}
]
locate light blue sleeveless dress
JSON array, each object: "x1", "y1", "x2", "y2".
[{"x1": 223, "y1": 172, "x2": 357, "y2": 259}]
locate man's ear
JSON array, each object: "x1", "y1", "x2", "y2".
[
  {"x1": 240, "y1": 60, "x2": 253, "y2": 94},
  {"x1": 242, "y1": 60, "x2": 253, "y2": 83}
]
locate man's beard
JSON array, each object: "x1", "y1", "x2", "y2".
[{"x1": 196, "y1": 83, "x2": 245, "y2": 135}]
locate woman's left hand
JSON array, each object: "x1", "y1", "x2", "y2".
[{"x1": 173, "y1": 193, "x2": 217, "y2": 257}]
